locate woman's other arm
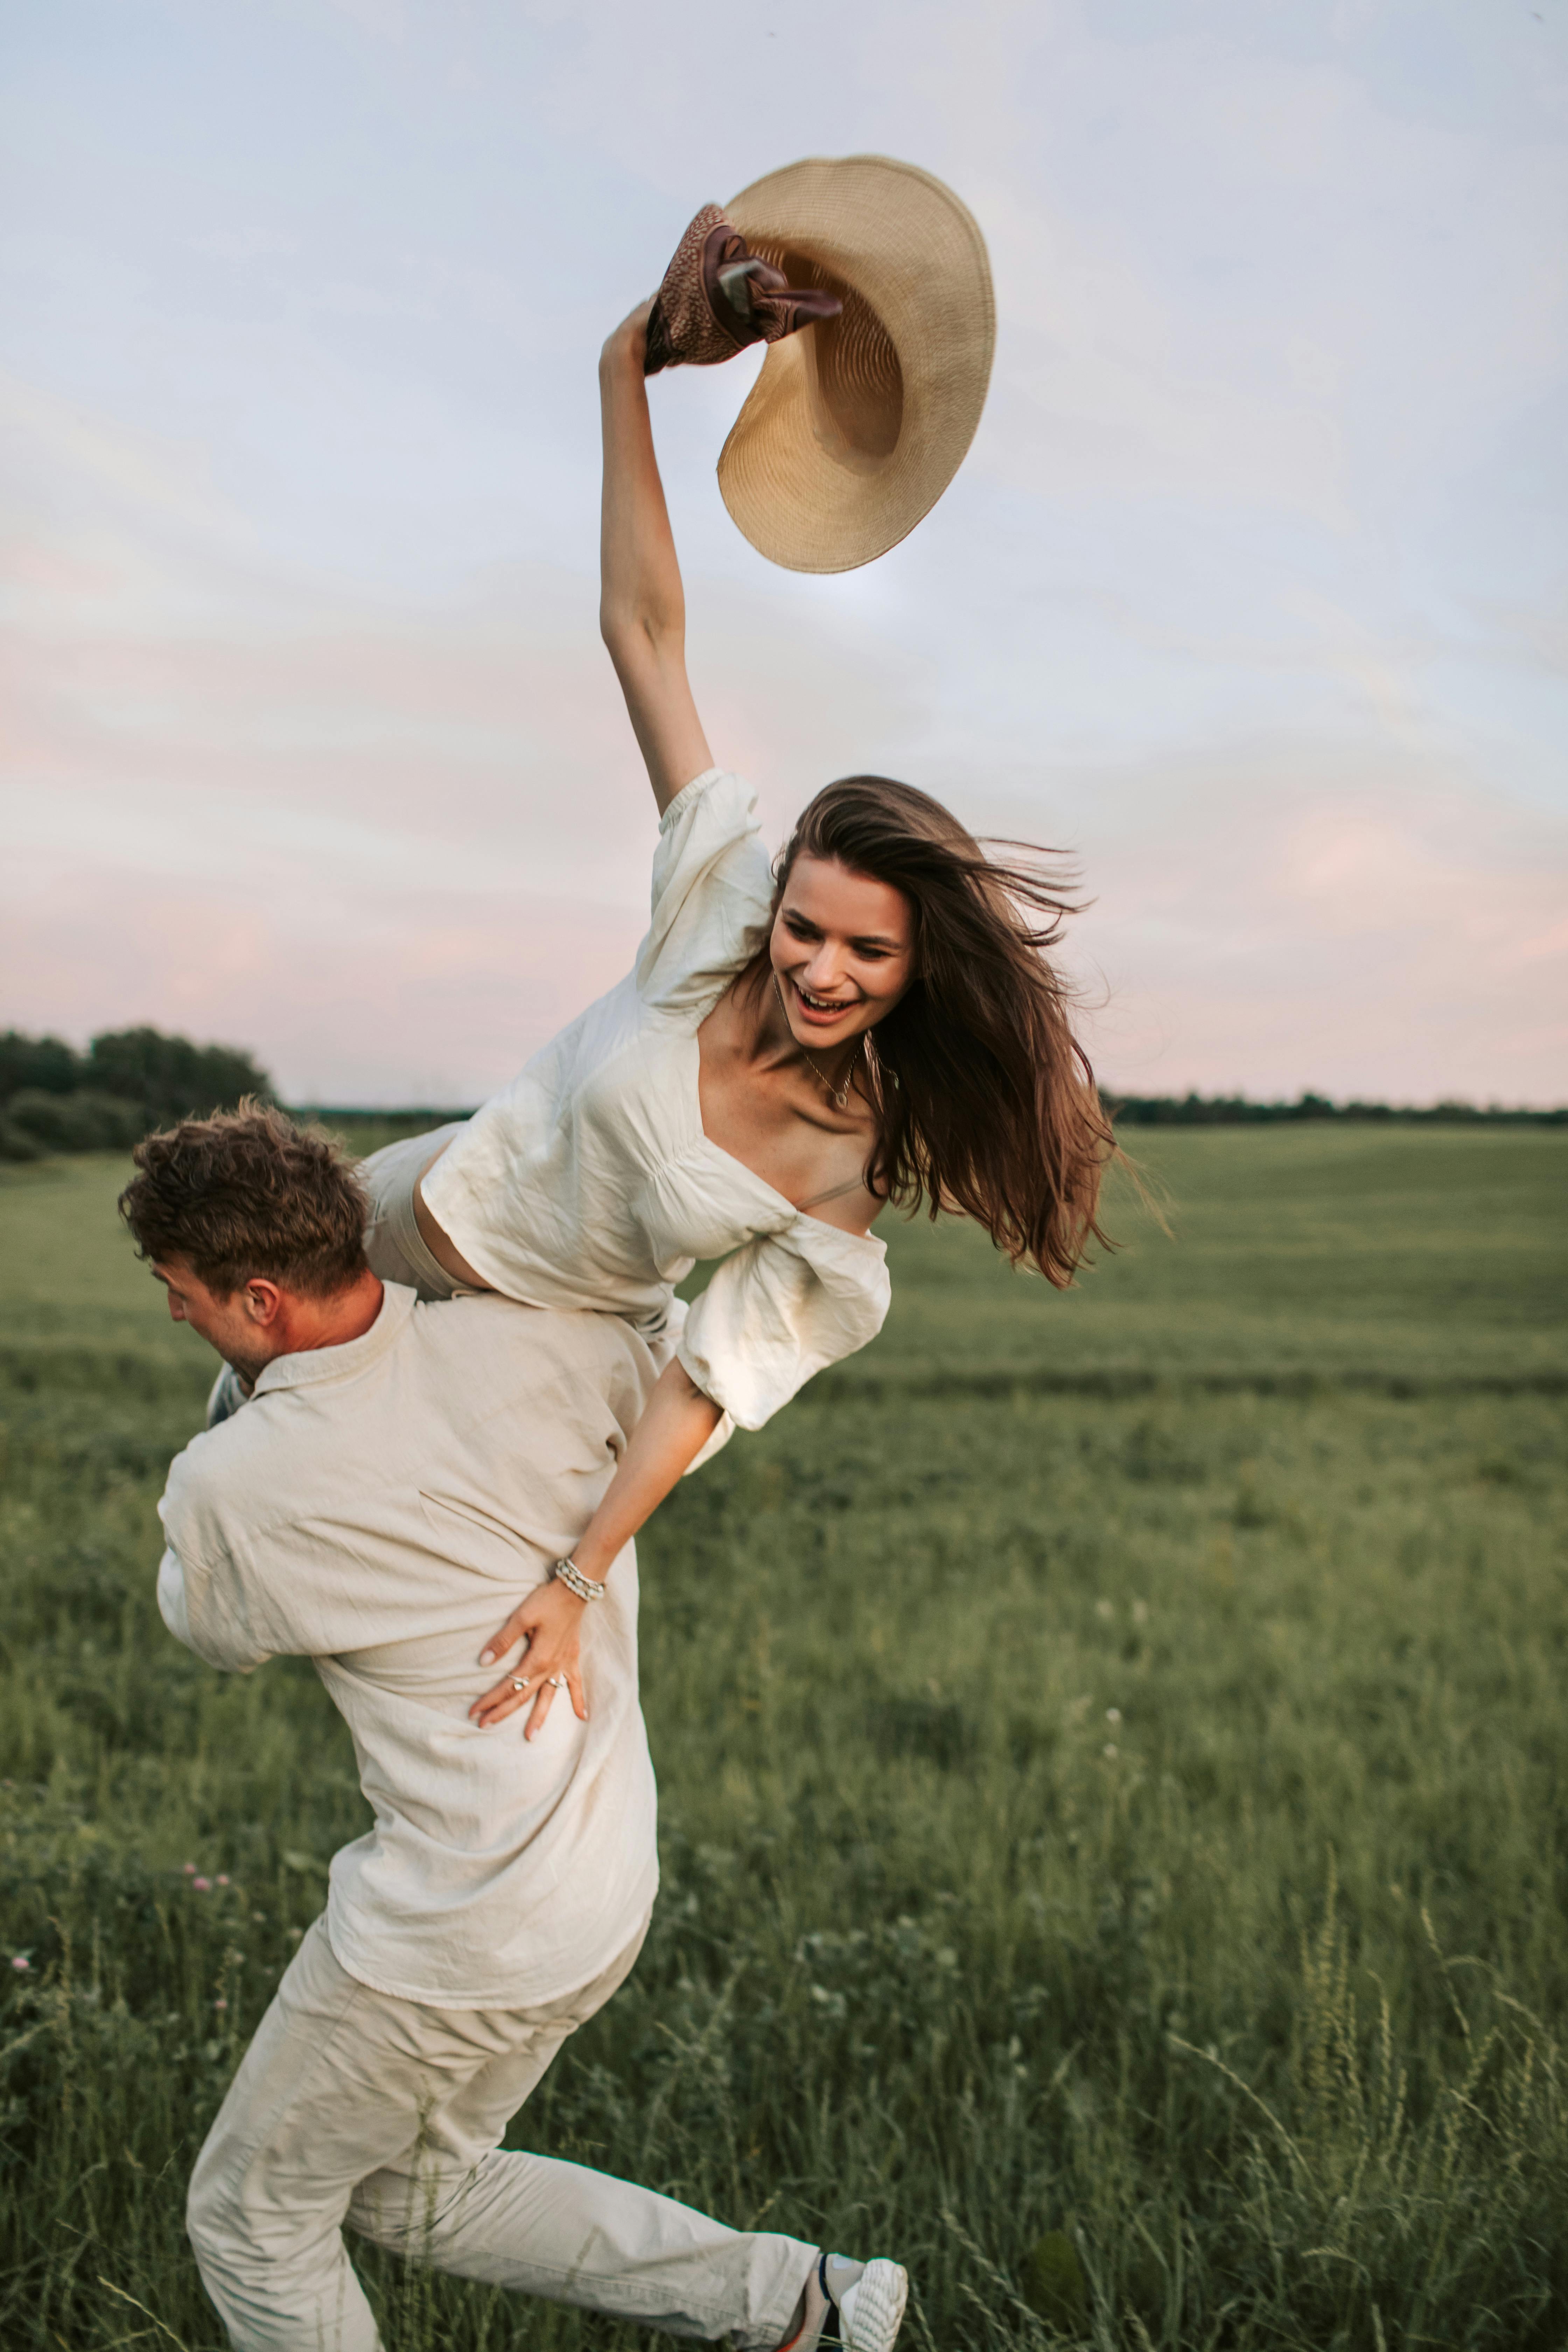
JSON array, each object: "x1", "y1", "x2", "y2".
[
  {"x1": 469, "y1": 1357, "x2": 723, "y2": 1735},
  {"x1": 599, "y1": 304, "x2": 714, "y2": 814}
]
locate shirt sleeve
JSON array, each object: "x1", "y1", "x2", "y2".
[
  {"x1": 157, "y1": 1448, "x2": 275, "y2": 1675},
  {"x1": 642, "y1": 1295, "x2": 734, "y2": 1472},
  {"x1": 674, "y1": 1220, "x2": 891, "y2": 1432},
  {"x1": 634, "y1": 769, "x2": 777, "y2": 1014},
  {"x1": 156, "y1": 1538, "x2": 271, "y2": 1675},
  {"x1": 157, "y1": 1545, "x2": 197, "y2": 1650}
]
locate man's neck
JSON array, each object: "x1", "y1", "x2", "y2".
[
  {"x1": 237, "y1": 1271, "x2": 385, "y2": 1386},
  {"x1": 284, "y1": 1269, "x2": 386, "y2": 1354}
]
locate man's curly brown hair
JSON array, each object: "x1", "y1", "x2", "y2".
[{"x1": 118, "y1": 1100, "x2": 369, "y2": 1298}]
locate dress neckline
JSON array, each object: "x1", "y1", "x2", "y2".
[{"x1": 682, "y1": 1028, "x2": 883, "y2": 1250}]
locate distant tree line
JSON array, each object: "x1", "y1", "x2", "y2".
[
  {"x1": 0, "y1": 1028, "x2": 273, "y2": 1161},
  {"x1": 2, "y1": 1028, "x2": 1562, "y2": 1160},
  {"x1": 1106, "y1": 1089, "x2": 1566, "y2": 1127}
]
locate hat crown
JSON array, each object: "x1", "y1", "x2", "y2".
[
  {"x1": 719, "y1": 155, "x2": 995, "y2": 574},
  {"x1": 746, "y1": 245, "x2": 904, "y2": 467}
]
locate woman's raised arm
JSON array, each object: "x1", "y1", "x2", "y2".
[{"x1": 599, "y1": 303, "x2": 714, "y2": 814}]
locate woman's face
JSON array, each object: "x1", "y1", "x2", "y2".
[{"x1": 769, "y1": 853, "x2": 916, "y2": 1046}]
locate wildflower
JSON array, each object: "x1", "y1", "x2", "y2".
[
  {"x1": 214, "y1": 1997, "x2": 228, "y2": 2011},
  {"x1": 216, "y1": 1874, "x2": 230, "y2": 1887},
  {"x1": 182, "y1": 1862, "x2": 197, "y2": 1875},
  {"x1": 10, "y1": 1955, "x2": 28, "y2": 1972},
  {"x1": 1094, "y1": 1598, "x2": 1114, "y2": 1620},
  {"x1": 1105, "y1": 1707, "x2": 1122, "y2": 1726},
  {"x1": 1103, "y1": 1742, "x2": 1118, "y2": 1759},
  {"x1": 192, "y1": 1876, "x2": 212, "y2": 1892}
]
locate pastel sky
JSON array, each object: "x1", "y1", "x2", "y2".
[{"x1": 2, "y1": 0, "x2": 1564, "y2": 1105}]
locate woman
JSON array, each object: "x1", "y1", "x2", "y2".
[{"x1": 360, "y1": 298, "x2": 1115, "y2": 1738}]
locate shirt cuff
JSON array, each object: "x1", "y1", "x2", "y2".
[
  {"x1": 683, "y1": 1405, "x2": 736, "y2": 1474},
  {"x1": 658, "y1": 767, "x2": 726, "y2": 832}
]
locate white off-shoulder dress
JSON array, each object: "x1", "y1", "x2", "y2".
[{"x1": 418, "y1": 768, "x2": 891, "y2": 1442}]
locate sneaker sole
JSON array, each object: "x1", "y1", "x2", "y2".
[{"x1": 845, "y1": 2259, "x2": 909, "y2": 2352}]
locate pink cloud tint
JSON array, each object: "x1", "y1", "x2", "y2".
[
  {"x1": 3, "y1": 860, "x2": 643, "y2": 1106},
  {"x1": 1071, "y1": 745, "x2": 1568, "y2": 1104}
]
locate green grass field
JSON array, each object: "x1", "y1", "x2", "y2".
[{"x1": 2, "y1": 1128, "x2": 1566, "y2": 2350}]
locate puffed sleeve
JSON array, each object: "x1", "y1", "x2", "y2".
[
  {"x1": 635, "y1": 769, "x2": 777, "y2": 1014},
  {"x1": 674, "y1": 1218, "x2": 891, "y2": 1431}
]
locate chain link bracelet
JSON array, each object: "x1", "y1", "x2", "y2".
[{"x1": 552, "y1": 1556, "x2": 607, "y2": 1603}]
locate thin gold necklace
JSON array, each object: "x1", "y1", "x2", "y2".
[{"x1": 774, "y1": 973, "x2": 861, "y2": 1111}]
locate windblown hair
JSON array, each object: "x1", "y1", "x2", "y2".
[
  {"x1": 761, "y1": 777, "x2": 1118, "y2": 1286},
  {"x1": 118, "y1": 1100, "x2": 369, "y2": 1298}
]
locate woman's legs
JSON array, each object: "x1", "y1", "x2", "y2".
[{"x1": 357, "y1": 1126, "x2": 469, "y2": 1301}]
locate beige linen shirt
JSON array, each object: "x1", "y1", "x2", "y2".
[
  {"x1": 156, "y1": 1283, "x2": 661, "y2": 2009},
  {"x1": 421, "y1": 767, "x2": 891, "y2": 1433}
]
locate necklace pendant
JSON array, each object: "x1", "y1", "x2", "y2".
[{"x1": 773, "y1": 970, "x2": 859, "y2": 1114}]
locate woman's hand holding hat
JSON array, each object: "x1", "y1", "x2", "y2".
[{"x1": 643, "y1": 203, "x2": 842, "y2": 375}]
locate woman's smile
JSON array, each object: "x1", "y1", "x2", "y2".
[{"x1": 784, "y1": 973, "x2": 862, "y2": 1028}]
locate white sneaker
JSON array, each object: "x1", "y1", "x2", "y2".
[{"x1": 818, "y1": 2253, "x2": 909, "y2": 2352}]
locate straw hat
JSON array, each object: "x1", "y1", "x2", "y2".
[{"x1": 710, "y1": 156, "x2": 994, "y2": 574}]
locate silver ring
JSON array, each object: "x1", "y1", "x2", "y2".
[
  {"x1": 547, "y1": 1674, "x2": 568, "y2": 1690},
  {"x1": 509, "y1": 1676, "x2": 528, "y2": 1694}
]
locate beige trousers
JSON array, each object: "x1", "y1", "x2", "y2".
[
  {"x1": 188, "y1": 1917, "x2": 816, "y2": 2352},
  {"x1": 358, "y1": 1125, "x2": 469, "y2": 1302}
]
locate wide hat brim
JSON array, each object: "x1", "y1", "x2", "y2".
[{"x1": 718, "y1": 155, "x2": 995, "y2": 575}]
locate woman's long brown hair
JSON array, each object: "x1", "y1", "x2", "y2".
[{"x1": 758, "y1": 775, "x2": 1117, "y2": 1286}]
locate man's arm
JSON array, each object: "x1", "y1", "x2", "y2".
[{"x1": 157, "y1": 1541, "x2": 271, "y2": 1676}]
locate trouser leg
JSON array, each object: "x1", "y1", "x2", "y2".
[
  {"x1": 357, "y1": 1124, "x2": 467, "y2": 1301},
  {"x1": 345, "y1": 1925, "x2": 814, "y2": 2349},
  {"x1": 187, "y1": 1916, "x2": 816, "y2": 2352},
  {"x1": 186, "y1": 1920, "x2": 391, "y2": 2352},
  {"x1": 352, "y1": 2146, "x2": 812, "y2": 2348}
]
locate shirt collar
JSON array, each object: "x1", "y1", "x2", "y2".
[{"x1": 251, "y1": 1280, "x2": 416, "y2": 1397}]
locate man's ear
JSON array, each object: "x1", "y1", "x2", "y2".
[{"x1": 239, "y1": 1279, "x2": 286, "y2": 1327}]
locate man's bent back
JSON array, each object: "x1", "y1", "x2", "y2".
[{"x1": 159, "y1": 1281, "x2": 660, "y2": 2007}]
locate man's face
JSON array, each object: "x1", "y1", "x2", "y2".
[{"x1": 151, "y1": 1258, "x2": 283, "y2": 1385}]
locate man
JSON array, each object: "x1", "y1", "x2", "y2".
[{"x1": 124, "y1": 1104, "x2": 906, "y2": 2352}]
